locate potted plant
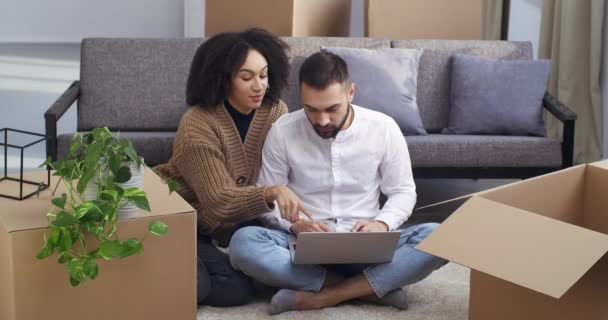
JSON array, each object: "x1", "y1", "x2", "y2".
[{"x1": 36, "y1": 127, "x2": 178, "y2": 286}]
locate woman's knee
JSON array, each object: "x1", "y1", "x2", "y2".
[
  {"x1": 197, "y1": 258, "x2": 212, "y2": 304},
  {"x1": 202, "y1": 270, "x2": 255, "y2": 307}
]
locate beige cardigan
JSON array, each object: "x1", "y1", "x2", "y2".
[{"x1": 155, "y1": 101, "x2": 287, "y2": 241}]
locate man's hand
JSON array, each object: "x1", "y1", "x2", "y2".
[
  {"x1": 264, "y1": 185, "x2": 314, "y2": 223},
  {"x1": 290, "y1": 220, "x2": 331, "y2": 235},
  {"x1": 352, "y1": 220, "x2": 389, "y2": 232}
]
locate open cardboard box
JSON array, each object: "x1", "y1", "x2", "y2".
[
  {"x1": 0, "y1": 167, "x2": 197, "y2": 320},
  {"x1": 417, "y1": 160, "x2": 608, "y2": 319}
]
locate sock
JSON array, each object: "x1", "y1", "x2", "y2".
[
  {"x1": 380, "y1": 288, "x2": 409, "y2": 310},
  {"x1": 269, "y1": 289, "x2": 297, "y2": 315}
]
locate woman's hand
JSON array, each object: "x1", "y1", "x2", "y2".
[
  {"x1": 289, "y1": 220, "x2": 331, "y2": 235},
  {"x1": 264, "y1": 185, "x2": 314, "y2": 223}
]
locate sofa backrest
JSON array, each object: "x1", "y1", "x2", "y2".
[
  {"x1": 392, "y1": 40, "x2": 533, "y2": 132},
  {"x1": 280, "y1": 37, "x2": 391, "y2": 112},
  {"x1": 78, "y1": 38, "x2": 532, "y2": 133},
  {"x1": 79, "y1": 38, "x2": 204, "y2": 131}
]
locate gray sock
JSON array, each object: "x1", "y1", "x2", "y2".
[
  {"x1": 269, "y1": 289, "x2": 297, "y2": 315},
  {"x1": 380, "y1": 288, "x2": 409, "y2": 310}
]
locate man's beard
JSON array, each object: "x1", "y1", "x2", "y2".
[
  {"x1": 313, "y1": 124, "x2": 339, "y2": 139},
  {"x1": 310, "y1": 104, "x2": 351, "y2": 139}
]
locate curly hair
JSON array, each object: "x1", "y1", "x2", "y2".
[{"x1": 186, "y1": 28, "x2": 290, "y2": 108}]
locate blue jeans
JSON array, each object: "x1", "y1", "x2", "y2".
[{"x1": 229, "y1": 223, "x2": 447, "y2": 297}]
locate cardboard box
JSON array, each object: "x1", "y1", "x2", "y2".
[
  {"x1": 364, "y1": 0, "x2": 483, "y2": 40},
  {"x1": 205, "y1": 0, "x2": 351, "y2": 37},
  {"x1": 417, "y1": 160, "x2": 608, "y2": 319},
  {"x1": 0, "y1": 167, "x2": 197, "y2": 320}
]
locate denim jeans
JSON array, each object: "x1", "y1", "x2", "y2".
[{"x1": 228, "y1": 223, "x2": 448, "y2": 297}]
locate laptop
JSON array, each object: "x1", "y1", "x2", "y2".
[{"x1": 287, "y1": 231, "x2": 401, "y2": 264}]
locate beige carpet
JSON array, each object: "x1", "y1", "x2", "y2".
[{"x1": 197, "y1": 263, "x2": 470, "y2": 320}]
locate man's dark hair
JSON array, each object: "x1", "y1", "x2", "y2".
[
  {"x1": 186, "y1": 28, "x2": 290, "y2": 107},
  {"x1": 298, "y1": 51, "x2": 350, "y2": 90}
]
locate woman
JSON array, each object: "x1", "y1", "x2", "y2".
[{"x1": 155, "y1": 28, "x2": 301, "y2": 307}]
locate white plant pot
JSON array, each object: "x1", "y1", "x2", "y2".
[{"x1": 84, "y1": 158, "x2": 145, "y2": 220}]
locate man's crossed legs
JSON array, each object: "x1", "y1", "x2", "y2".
[{"x1": 229, "y1": 222, "x2": 448, "y2": 314}]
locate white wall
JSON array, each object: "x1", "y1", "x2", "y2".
[
  {"x1": 507, "y1": 0, "x2": 542, "y2": 58},
  {"x1": 0, "y1": 0, "x2": 184, "y2": 42},
  {"x1": 184, "y1": 0, "x2": 205, "y2": 37}
]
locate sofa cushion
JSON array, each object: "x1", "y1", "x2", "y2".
[
  {"x1": 446, "y1": 54, "x2": 550, "y2": 136},
  {"x1": 391, "y1": 40, "x2": 533, "y2": 132},
  {"x1": 58, "y1": 132, "x2": 176, "y2": 166},
  {"x1": 405, "y1": 134, "x2": 562, "y2": 168},
  {"x1": 323, "y1": 47, "x2": 426, "y2": 135},
  {"x1": 280, "y1": 37, "x2": 390, "y2": 112},
  {"x1": 79, "y1": 38, "x2": 204, "y2": 131}
]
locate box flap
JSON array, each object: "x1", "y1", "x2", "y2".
[
  {"x1": 0, "y1": 167, "x2": 195, "y2": 232},
  {"x1": 590, "y1": 159, "x2": 608, "y2": 170},
  {"x1": 417, "y1": 196, "x2": 608, "y2": 299}
]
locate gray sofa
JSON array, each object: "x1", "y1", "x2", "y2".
[{"x1": 45, "y1": 37, "x2": 576, "y2": 179}]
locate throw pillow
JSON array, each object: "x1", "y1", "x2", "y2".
[
  {"x1": 322, "y1": 47, "x2": 427, "y2": 135},
  {"x1": 445, "y1": 54, "x2": 551, "y2": 136}
]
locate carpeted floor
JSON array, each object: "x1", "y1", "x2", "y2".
[{"x1": 197, "y1": 262, "x2": 470, "y2": 320}]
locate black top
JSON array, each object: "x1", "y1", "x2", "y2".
[{"x1": 224, "y1": 100, "x2": 255, "y2": 143}]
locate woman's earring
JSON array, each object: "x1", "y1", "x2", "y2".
[{"x1": 266, "y1": 84, "x2": 270, "y2": 93}]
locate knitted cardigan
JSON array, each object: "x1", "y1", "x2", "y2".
[{"x1": 155, "y1": 101, "x2": 287, "y2": 242}]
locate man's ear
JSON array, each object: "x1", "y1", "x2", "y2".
[{"x1": 347, "y1": 82, "x2": 355, "y2": 103}]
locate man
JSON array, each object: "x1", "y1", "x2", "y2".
[{"x1": 229, "y1": 51, "x2": 447, "y2": 314}]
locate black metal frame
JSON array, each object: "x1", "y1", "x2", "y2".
[
  {"x1": 0, "y1": 128, "x2": 50, "y2": 200},
  {"x1": 500, "y1": 0, "x2": 511, "y2": 40},
  {"x1": 45, "y1": 80, "x2": 80, "y2": 162}
]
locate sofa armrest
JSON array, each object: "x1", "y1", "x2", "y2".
[
  {"x1": 45, "y1": 81, "x2": 80, "y2": 161},
  {"x1": 542, "y1": 92, "x2": 576, "y2": 168},
  {"x1": 543, "y1": 92, "x2": 577, "y2": 122}
]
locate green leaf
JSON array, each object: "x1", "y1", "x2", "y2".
[
  {"x1": 83, "y1": 259, "x2": 99, "y2": 280},
  {"x1": 66, "y1": 259, "x2": 85, "y2": 287},
  {"x1": 114, "y1": 166, "x2": 131, "y2": 183},
  {"x1": 48, "y1": 228, "x2": 61, "y2": 246},
  {"x1": 38, "y1": 156, "x2": 53, "y2": 168},
  {"x1": 51, "y1": 193, "x2": 67, "y2": 209},
  {"x1": 58, "y1": 228, "x2": 74, "y2": 251},
  {"x1": 74, "y1": 202, "x2": 99, "y2": 220},
  {"x1": 100, "y1": 189, "x2": 117, "y2": 202},
  {"x1": 76, "y1": 142, "x2": 103, "y2": 193},
  {"x1": 52, "y1": 211, "x2": 78, "y2": 227},
  {"x1": 108, "y1": 155, "x2": 121, "y2": 175},
  {"x1": 149, "y1": 221, "x2": 168, "y2": 236},
  {"x1": 69, "y1": 276, "x2": 81, "y2": 287},
  {"x1": 36, "y1": 245, "x2": 53, "y2": 259},
  {"x1": 69, "y1": 139, "x2": 85, "y2": 156},
  {"x1": 99, "y1": 240, "x2": 122, "y2": 260},
  {"x1": 57, "y1": 253, "x2": 70, "y2": 264},
  {"x1": 119, "y1": 238, "x2": 143, "y2": 258},
  {"x1": 129, "y1": 196, "x2": 150, "y2": 212},
  {"x1": 167, "y1": 179, "x2": 179, "y2": 194}
]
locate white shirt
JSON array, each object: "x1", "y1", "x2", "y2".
[{"x1": 258, "y1": 105, "x2": 416, "y2": 232}]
